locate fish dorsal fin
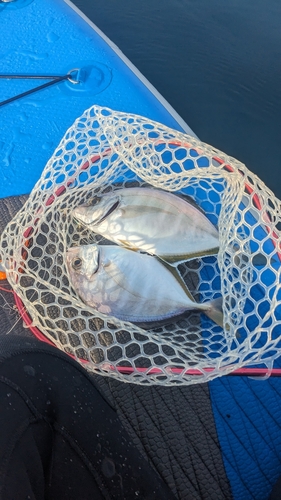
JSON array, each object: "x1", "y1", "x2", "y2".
[{"x1": 159, "y1": 247, "x2": 219, "y2": 265}]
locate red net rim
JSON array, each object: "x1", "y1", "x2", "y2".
[{"x1": 12, "y1": 139, "x2": 281, "y2": 379}]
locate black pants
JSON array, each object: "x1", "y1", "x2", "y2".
[{"x1": 0, "y1": 336, "x2": 174, "y2": 500}]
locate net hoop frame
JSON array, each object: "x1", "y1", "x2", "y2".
[{"x1": 2, "y1": 105, "x2": 281, "y2": 385}]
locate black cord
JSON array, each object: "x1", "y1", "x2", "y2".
[
  {"x1": 0, "y1": 71, "x2": 79, "y2": 107},
  {"x1": 0, "y1": 74, "x2": 68, "y2": 79}
]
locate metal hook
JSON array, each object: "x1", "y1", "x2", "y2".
[{"x1": 67, "y1": 68, "x2": 81, "y2": 85}]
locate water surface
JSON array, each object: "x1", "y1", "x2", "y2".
[{"x1": 73, "y1": 0, "x2": 281, "y2": 198}]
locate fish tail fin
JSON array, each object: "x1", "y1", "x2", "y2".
[{"x1": 205, "y1": 297, "x2": 224, "y2": 329}]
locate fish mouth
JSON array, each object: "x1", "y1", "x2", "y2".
[{"x1": 97, "y1": 198, "x2": 120, "y2": 224}]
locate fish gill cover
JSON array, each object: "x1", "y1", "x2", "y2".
[{"x1": 0, "y1": 105, "x2": 281, "y2": 385}]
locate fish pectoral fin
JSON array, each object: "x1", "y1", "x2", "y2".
[{"x1": 159, "y1": 247, "x2": 220, "y2": 265}]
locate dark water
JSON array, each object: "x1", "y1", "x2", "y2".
[{"x1": 72, "y1": 0, "x2": 281, "y2": 199}]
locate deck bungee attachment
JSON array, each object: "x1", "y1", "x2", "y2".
[{"x1": 0, "y1": 70, "x2": 80, "y2": 107}]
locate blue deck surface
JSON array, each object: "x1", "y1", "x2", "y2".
[
  {"x1": 211, "y1": 373, "x2": 281, "y2": 500},
  {"x1": 1, "y1": 1, "x2": 281, "y2": 499},
  {"x1": 0, "y1": 0, "x2": 187, "y2": 198}
]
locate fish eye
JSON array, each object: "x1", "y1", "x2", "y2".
[{"x1": 72, "y1": 257, "x2": 82, "y2": 270}]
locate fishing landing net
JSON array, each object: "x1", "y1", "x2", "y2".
[{"x1": 1, "y1": 105, "x2": 281, "y2": 386}]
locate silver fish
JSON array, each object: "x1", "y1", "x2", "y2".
[
  {"x1": 66, "y1": 244, "x2": 223, "y2": 327},
  {"x1": 72, "y1": 187, "x2": 219, "y2": 265}
]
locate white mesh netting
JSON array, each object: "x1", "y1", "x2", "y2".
[{"x1": 1, "y1": 105, "x2": 281, "y2": 385}]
